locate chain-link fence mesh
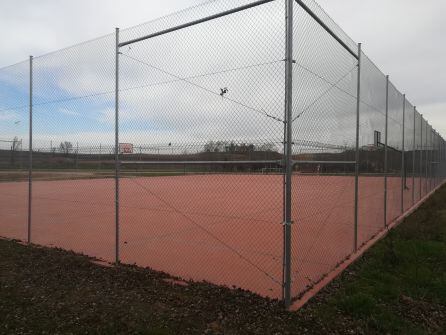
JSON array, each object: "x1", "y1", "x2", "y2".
[
  {"x1": 0, "y1": 60, "x2": 29, "y2": 241},
  {"x1": 403, "y1": 99, "x2": 414, "y2": 212},
  {"x1": 291, "y1": 1, "x2": 357, "y2": 296},
  {"x1": 425, "y1": 123, "x2": 430, "y2": 194},
  {"x1": 358, "y1": 53, "x2": 386, "y2": 245},
  {"x1": 0, "y1": 0, "x2": 445, "y2": 306},
  {"x1": 117, "y1": 0, "x2": 286, "y2": 298},
  {"x1": 413, "y1": 111, "x2": 420, "y2": 202},
  {"x1": 30, "y1": 34, "x2": 116, "y2": 261},
  {"x1": 386, "y1": 81, "x2": 404, "y2": 223}
]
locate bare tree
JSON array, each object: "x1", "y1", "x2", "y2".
[
  {"x1": 204, "y1": 141, "x2": 225, "y2": 153},
  {"x1": 59, "y1": 141, "x2": 73, "y2": 156},
  {"x1": 258, "y1": 143, "x2": 276, "y2": 152}
]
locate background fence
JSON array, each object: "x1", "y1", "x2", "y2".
[{"x1": 1, "y1": 0, "x2": 445, "y2": 308}]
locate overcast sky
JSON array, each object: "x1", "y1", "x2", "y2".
[{"x1": 0, "y1": 0, "x2": 445, "y2": 138}]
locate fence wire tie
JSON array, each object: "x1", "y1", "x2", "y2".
[{"x1": 262, "y1": 109, "x2": 284, "y2": 123}]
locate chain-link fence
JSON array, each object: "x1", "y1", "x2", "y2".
[{"x1": 0, "y1": 0, "x2": 445, "y2": 308}]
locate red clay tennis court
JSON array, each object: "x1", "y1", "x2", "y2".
[{"x1": 0, "y1": 173, "x2": 431, "y2": 301}]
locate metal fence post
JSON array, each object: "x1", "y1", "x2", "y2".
[
  {"x1": 430, "y1": 128, "x2": 433, "y2": 190},
  {"x1": 429, "y1": 127, "x2": 435, "y2": 191},
  {"x1": 419, "y1": 115, "x2": 423, "y2": 199},
  {"x1": 412, "y1": 106, "x2": 416, "y2": 205},
  {"x1": 424, "y1": 121, "x2": 430, "y2": 195},
  {"x1": 427, "y1": 127, "x2": 430, "y2": 191},
  {"x1": 436, "y1": 132, "x2": 439, "y2": 186},
  {"x1": 441, "y1": 138, "x2": 446, "y2": 182},
  {"x1": 434, "y1": 131, "x2": 440, "y2": 187},
  {"x1": 433, "y1": 131, "x2": 435, "y2": 188},
  {"x1": 441, "y1": 138, "x2": 442, "y2": 181},
  {"x1": 437, "y1": 132, "x2": 439, "y2": 186},
  {"x1": 434, "y1": 131, "x2": 436, "y2": 187},
  {"x1": 432, "y1": 129, "x2": 435, "y2": 190},
  {"x1": 430, "y1": 127, "x2": 436, "y2": 191},
  {"x1": 115, "y1": 27, "x2": 120, "y2": 264},
  {"x1": 430, "y1": 127, "x2": 432, "y2": 189},
  {"x1": 27, "y1": 55, "x2": 33, "y2": 244},
  {"x1": 354, "y1": 43, "x2": 362, "y2": 251},
  {"x1": 401, "y1": 95, "x2": 405, "y2": 214},
  {"x1": 438, "y1": 133, "x2": 440, "y2": 185},
  {"x1": 440, "y1": 138, "x2": 442, "y2": 181},
  {"x1": 384, "y1": 75, "x2": 389, "y2": 227},
  {"x1": 424, "y1": 121, "x2": 426, "y2": 195},
  {"x1": 283, "y1": 0, "x2": 294, "y2": 309}
]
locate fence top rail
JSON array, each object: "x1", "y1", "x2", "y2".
[
  {"x1": 118, "y1": 0, "x2": 276, "y2": 47},
  {"x1": 294, "y1": 0, "x2": 358, "y2": 59}
]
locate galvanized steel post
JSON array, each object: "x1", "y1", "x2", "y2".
[
  {"x1": 436, "y1": 132, "x2": 439, "y2": 186},
  {"x1": 420, "y1": 115, "x2": 423, "y2": 198},
  {"x1": 401, "y1": 95, "x2": 405, "y2": 214},
  {"x1": 431, "y1": 128, "x2": 437, "y2": 190},
  {"x1": 425, "y1": 122, "x2": 428, "y2": 193},
  {"x1": 115, "y1": 27, "x2": 120, "y2": 264},
  {"x1": 283, "y1": 0, "x2": 294, "y2": 309},
  {"x1": 430, "y1": 128, "x2": 433, "y2": 190},
  {"x1": 437, "y1": 132, "x2": 440, "y2": 185},
  {"x1": 384, "y1": 75, "x2": 389, "y2": 227},
  {"x1": 412, "y1": 107, "x2": 416, "y2": 205},
  {"x1": 354, "y1": 43, "x2": 362, "y2": 251},
  {"x1": 435, "y1": 132, "x2": 437, "y2": 186},
  {"x1": 436, "y1": 132, "x2": 439, "y2": 185},
  {"x1": 28, "y1": 55, "x2": 33, "y2": 244}
]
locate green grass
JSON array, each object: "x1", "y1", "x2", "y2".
[{"x1": 299, "y1": 184, "x2": 446, "y2": 334}]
